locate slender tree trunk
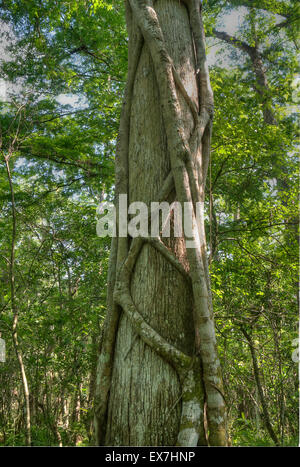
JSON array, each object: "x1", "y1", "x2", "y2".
[
  {"x1": 3, "y1": 153, "x2": 31, "y2": 446},
  {"x1": 94, "y1": 0, "x2": 226, "y2": 446},
  {"x1": 254, "y1": 385, "x2": 261, "y2": 437},
  {"x1": 241, "y1": 327, "x2": 279, "y2": 446}
]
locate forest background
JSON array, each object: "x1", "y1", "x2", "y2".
[{"x1": 0, "y1": 0, "x2": 298, "y2": 447}]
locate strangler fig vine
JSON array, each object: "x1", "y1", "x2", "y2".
[{"x1": 94, "y1": 0, "x2": 227, "y2": 446}]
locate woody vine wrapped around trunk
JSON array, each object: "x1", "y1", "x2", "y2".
[{"x1": 94, "y1": 0, "x2": 227, "y2": 447}]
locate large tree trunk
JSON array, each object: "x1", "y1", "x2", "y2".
[{"x1": 94, "y1": 0, "x2": 227, "y2": 447}]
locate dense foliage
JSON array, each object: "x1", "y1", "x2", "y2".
[{"x1": 0, "y1": 0, "x2": 298, "y2": 446}]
